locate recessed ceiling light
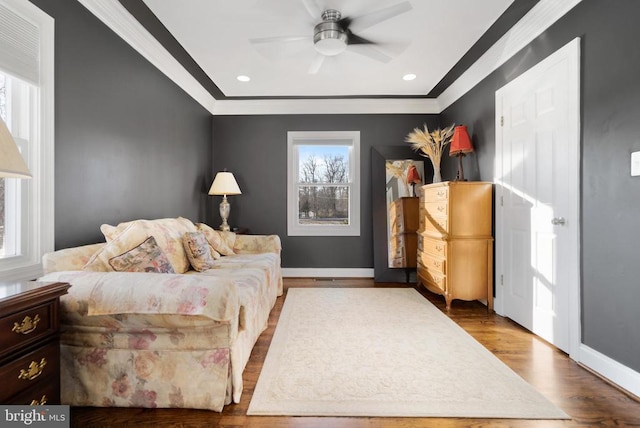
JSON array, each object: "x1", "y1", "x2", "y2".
[
  {"x1": 403, "y1": 74, "x2": 417, "y2": 81},
  {"x1": 237, "y1": 75, "x2": 250, "y2": 82}
]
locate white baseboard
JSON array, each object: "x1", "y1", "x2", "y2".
[
  {"x1": 282, "y1": 268, "x2": 374, "y2": 278},
  {"x1": 578, "y1": 344, "x2": 640, "y2": 398}
]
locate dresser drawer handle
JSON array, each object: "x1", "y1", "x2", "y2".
[
  {"x1": 437, "y1": 191, "x2": 446, "y2": 197},
  {"x1": 30, "y1": 395, "x2": 47, "y2": 406},
  {"x1": 12, "y1": 314, "x2": 41, "y2": 335},
  {"x1": 437, "y1": 205, "x2": 445, "y2": 212},
  {"x1": 435, "y1": 245, "x2": 444, "y2": 252},
  {"x1": 432, "y1": 260, "x2": 442, "y2": 268},
  {"x1": 18, "y1": 358, "x2": 47, "y2": 381}
]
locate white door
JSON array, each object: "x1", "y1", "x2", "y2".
[{"x1": 495, "y1": 39, "x2": 581, "y2": 355}]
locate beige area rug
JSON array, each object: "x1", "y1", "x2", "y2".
[{"x1": 247, "y1": 288, "x2": 569, "y2": 418}]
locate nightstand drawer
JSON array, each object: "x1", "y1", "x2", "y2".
[
  {"x1": 0, "y1": 340, "x2": 60, "y2": 402},
  {"x1": 7, "y1": 374, "x2": 60, "y2": 405},
  {"x1": 0, "y1": 301, "x2": 56, "y2": 357}
]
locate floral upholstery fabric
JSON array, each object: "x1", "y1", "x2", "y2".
[
  {"x1": 42, "y1": 243, "x2": 106, "y2": 274},
  {"x1": 85, "y1": 218, "x2": 198, "y2": 274},
  {"x1": 109, "y1": 236, "x2": 175, "y2": 273},
  {"x1": 38, "y1": 230, "x2": 283, "y2": 412},
  {"x1": 183, "y1": 231, "x2": 217, "y2": 271},
  {"x1": 196, "y1": 223, "x2": 236, "y2": 256}
]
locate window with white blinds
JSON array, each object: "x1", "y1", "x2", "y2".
[{"x1": 0, "y1": 0, "x2": 54, "y2": 281}]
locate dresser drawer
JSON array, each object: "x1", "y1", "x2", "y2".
[
  {"x1": 1, "y1": 301, "x2": 57, "y2": 357},
  {"x1": 0, "y1": 340, "x2": 60, "y2": 402},
  {"x1": 418, "y1": 267, "x2": 447, "y2": 293},
  {"x1": 419, "y1": 235, "x2": 447, "y2": 257},
  {"x1": 421, "y1": 215, "x2": 449, "y2": 236},
  {"x1": 422, "y1": 200, "x2": 448, "y2": 217},
  {"x1": 422, "y1": 185, "x2": 449, "y2": 202},
  {"x1": 418, "y1": 253, "x2": 446, "y2": 275}
]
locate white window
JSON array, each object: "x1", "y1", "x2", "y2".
[
  {"x1": 0, "y1": 0, "x2": 54, "y2": 280},
  {"x1": 287, "y1": 131, "x2": 360, "y2": 236}
]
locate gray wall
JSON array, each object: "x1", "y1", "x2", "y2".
[
  {"x1": 211, "y1": 114, "x2": 440, "y2": 269},
  {"x1": 29, "y1": 0, "x2": 213, "y2": 249},
  {"x1": 440, "y1": 0, "x2": 640, "y2": 372}
]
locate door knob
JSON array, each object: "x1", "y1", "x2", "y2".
[{"x1": 551, "y1": 217, "x2": 566, "y2": 226}]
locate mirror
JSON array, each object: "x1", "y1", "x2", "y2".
[
  {"x1": 385, "y1": 160, "x2": 425, "y2": 267},
  {"x1": 372, "y1": 146, "x2": 433, "y2": 283}
]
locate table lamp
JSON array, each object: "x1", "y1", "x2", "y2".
[
  {"x1": 208, "y1": 171, "x2": 241, "y2": 231},
  {"x1": 449, "y1": 125, "x2": 474, "y2": 181}
]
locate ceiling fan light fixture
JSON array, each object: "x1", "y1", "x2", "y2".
[{"x1": 313, "y1": 9, "x2": 348, "y2": 56}]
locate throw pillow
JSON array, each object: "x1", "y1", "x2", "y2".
[
  {"x1": 91, "y1": 218, "x2": 198, "y2": 273},
  {"x1": 108, "y1": 236, "x2": 175, "y2": 273},
  {"x1": 84, "y1": 223, "x2": 150, "y2": 271},
  {"x1": 196, "y1": 223, "x2": 236, "y2": 256},
  {"x1": 183, "y1": 231, "x2": 217, "y2": 272}
]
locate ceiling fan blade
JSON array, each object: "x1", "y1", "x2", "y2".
[
  {"x1": 302, "y1": 0, "x2": 323, "y2": 21},
  {"x1": 249, "y1": 36, "x2": 311, "y2": 45},
  {"x1": 347, "y1": 32, "x2": 375, "y2": 45},
  {"x1": 348, "y1": 44, "x2": 393, "y2": 63},
  {"x1": 308, "y1": 54, "x2": 326, "y2": 74},
  {"x1": 348, "y1": 1, "x2": 413, "y2": 33}
]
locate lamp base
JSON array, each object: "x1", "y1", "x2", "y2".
[
  {"x1": 454, "y1": 153, "x2": 468, "y2": 181},
  {"x1": 219, "y1": 195, "x2": 231, "y2": 231}
]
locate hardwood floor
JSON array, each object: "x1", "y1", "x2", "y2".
[{"x1": 70, "y1": 278, "x2": 640, "y2": 427}]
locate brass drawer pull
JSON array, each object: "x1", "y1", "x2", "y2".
[
  {"x1": 433, "y1": 260, "x2": 442, "y2": 268},
  {"x1": 437, "y1": 205, "x2": 445, "y2": 212},
  {"x1": 30, "y1": 395, "x2": 47, "y2": 406},
  {"x1": 12, "y1": 314, "x2": 41, "y2": 335},
  {"x1": 18, "y1": 358, "x2": 47, "y2": 381},
  {"x1": 435, "y1": 245, "x2": 444, "y2": 252},
  {"x1": 437, "y1": 191, "x2": 446, "y2": 197}
]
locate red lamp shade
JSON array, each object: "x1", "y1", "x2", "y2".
[
  {"x1": 406, "y1": 164, "x2": 421, "y2": 184},
  {"x1": 449, "y1": 125, "x2": 474, "y2": 156}
]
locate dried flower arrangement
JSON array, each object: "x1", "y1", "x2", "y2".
[{"x1": 405, "y1": 123, "x2": 455, "y2": 182}]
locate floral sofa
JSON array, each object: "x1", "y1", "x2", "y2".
[{"x1": 38, "y1": 217, "x2": 282, "y2": 411}]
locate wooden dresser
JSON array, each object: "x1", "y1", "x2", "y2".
[
  {"x1": 388, "y1": 197, "x2": 419, "y2": 268},
  {"x1": 0, "y1": 281, "x2": 70, "y2": 405},
  {"x1": 417, "y1": 181, "x2": 493, "y2": 310}
]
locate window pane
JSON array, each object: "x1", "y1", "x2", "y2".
[
  {"x1": 298, "y1": 185, "x2": 349, "y2": 225},
  {"x1": 298, "y1": 145, "x2": 350, "y2": 183}
]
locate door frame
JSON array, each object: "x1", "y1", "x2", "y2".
[{"x1": 494, "y1": 37, "x2": 581, "y2": 360}]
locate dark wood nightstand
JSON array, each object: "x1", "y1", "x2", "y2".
[{"x1": 0, "y1": 281, "x2": 70, "y2": 405}]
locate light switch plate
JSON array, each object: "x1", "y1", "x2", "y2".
[{"x1": 632, "y1": 151, "x2": 640, "y2": 176}]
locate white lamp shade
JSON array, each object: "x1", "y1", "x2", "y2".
[
  {"x1": 0, "y1": 117, "x2": 31, "y2": 178},
  {"x1": 208, "y1": 171, "x2": 241, "y2": 196}
]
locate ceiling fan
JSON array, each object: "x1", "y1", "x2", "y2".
[{"x1": 249, "y1": 0, "x2": 413, "y2": 74}]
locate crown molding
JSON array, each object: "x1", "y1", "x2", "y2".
[
  {"x1": 437, "y1": 0, "x2": 583, "y2": 111},
  {"x1": 211, "y1": 98, "x2": 440, "y2": 115},
  {"x1": 76, "y1": 0, "x2": 216, "y2": 114},
  {"x1": 77, "y1": 0, "x2": 581, "y2": 116}
]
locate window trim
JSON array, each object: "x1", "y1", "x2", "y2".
[
  {"x1": 287, "y1": 131, "x2": 360, "y2": 237},
  {"x1": 0, "y1": 0, "x2": 54, "y2": 281}
]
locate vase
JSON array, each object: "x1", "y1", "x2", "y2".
[{"x1": 432, "y1": 163, "x2": 442, "y2": 183}]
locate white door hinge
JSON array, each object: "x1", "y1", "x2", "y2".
[
  {"x1": 500, "y1": 116, "x2": 504, "y2": 126},
  {"x1": 500, "y1": 274, "x2": 504, "y2": 286}
]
